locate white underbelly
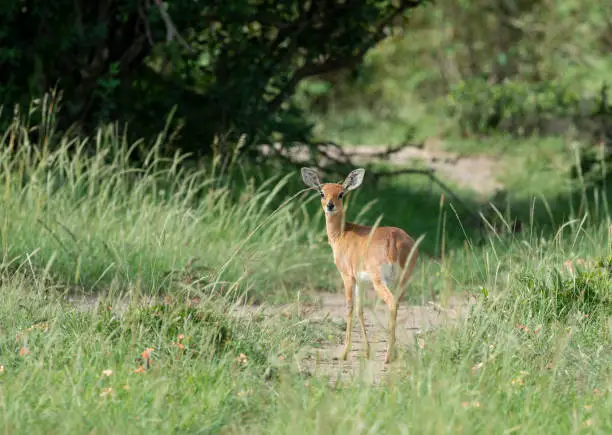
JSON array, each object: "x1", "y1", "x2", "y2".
[
  {"x1": 356, "y1": 271, "x2": 371, "y2": 282},
  {"x1": 356, "y1": 263, "x2": 401, "y2": 286}
]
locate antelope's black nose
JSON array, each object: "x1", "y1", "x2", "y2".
[{"x1": 326, "y1": 201, "x2": 334, "y2": 211}]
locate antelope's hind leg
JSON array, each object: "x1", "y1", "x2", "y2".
[
  {"x1": 371, "y1": 275, "x2": 398, "y2": 364},
  {"x1": 373, "y1": 262, "x2": 409, "y2": 364}
]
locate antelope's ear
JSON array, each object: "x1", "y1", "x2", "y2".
[
  {"x1": 342, "y1": 168, "x2": 365, "y2": 191},
  {"x1": 300, "y1": 167, "x2": 322, "y2": 190}
]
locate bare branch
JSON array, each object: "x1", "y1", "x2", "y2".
[
  {"x1": 152, "y1": 0, "x2": 195, "y2": 53},
  {"x1": 373, "y1": 168, "x2": 480, "y2": 221},
  {"x1": 268, "y1": 53, "x2": 368, "y2": 114},
  {"x1": 373, "y1": 168, "x2": 435, "y2": 177},
  {"x1": 316, "y1": 143, "x2": 353, "y2": 168},
  {"x1": 139, "y1": 0, "x2": 155, "y2": 46},
  {"x1": 317, "y1": 141, "x2": 352, "y2": 163},
  {"x1": 267, "y1": 0, "x2": 424, "y2": 115}
]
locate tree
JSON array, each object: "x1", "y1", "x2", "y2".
[{"x1": 0, "y1": 0, "x2": 426, "y2": 157}]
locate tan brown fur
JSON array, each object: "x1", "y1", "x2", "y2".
[{"x1": 301, "y1": 167, "x2": 419, "y2": 363}]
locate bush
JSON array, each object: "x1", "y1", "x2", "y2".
[
  {"x1": 446, "y1": 78, "x2": 586, "y2": 136},
  {"x1": 515, "y1": 257, "x2": 611, "y2": 322}
]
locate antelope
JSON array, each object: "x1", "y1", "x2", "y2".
[{"x1": 301, "y1": 167, "x2": 419, "y2": 364}]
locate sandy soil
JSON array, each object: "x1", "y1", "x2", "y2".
[
  {"x1": 296, "y1": 290, "x2": 475, "y2": 385},
  {"x1": 229, "y1": 287, "x2": 477, "y2": 385}
]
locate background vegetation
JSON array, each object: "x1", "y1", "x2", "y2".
[
  {"x1": 0, "y1": 0, "x2": 611, "y2": 433},
  {"x1": 0, "y1": 0, "x2": 425, "y2": 157},
  {"x1": 1, "y1": 106, "x2": 610, "y2": 434},
  {"x1": 300, "y1": 0, "x2": 612, "y2": 147}
]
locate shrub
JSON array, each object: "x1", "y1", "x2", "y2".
[
  {"x1": 446, "y1": 78, "x2": 584, "y2": 136},
  {"x1": 515, "y1": 257, "x2": 611, "y2": 322}
]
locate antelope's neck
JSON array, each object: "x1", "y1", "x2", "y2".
[{"x1": 325, "y1": 211, "x2": 346, "y2": 245}]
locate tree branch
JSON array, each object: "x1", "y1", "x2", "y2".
[
  {"x1": 373, "y1": 168, "x2": 435, "y2": 177},
  {"x1": 152, "y1": 0, "x2": 195, "y2": 53},
  {"x1": 267, "y1": 53, "x2": 369, "y2": 114},
  {"x1": 139, "y1": 0, "x2": 154, "y2": 46},
  {"x1": 266, "y1": 0, "x2": 425, "y2": 115},
  {"x1": 373, "y1": 168, "x2": 481, "y2": 220}
]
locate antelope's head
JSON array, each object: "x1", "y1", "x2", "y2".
[{"x1": 300, "y1": 167, "x2": 365, "y2": 216}]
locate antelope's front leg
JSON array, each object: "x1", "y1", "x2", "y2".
[
  {"x1": 340, "y1": 274, "x2": 356, "y2": 360},
  {"x1": 355, "y1": 282, "x2": 370, "y2": 359}
]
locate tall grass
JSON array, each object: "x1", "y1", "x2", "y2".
[
  {"x1": 0, "y1": 97, "x2": 333, "y2": 303},
  {"x1": 1, "y1": 222, "x2": 609, "y2": 434},
  {"x1": 0, "y1": 270, "x2": 342, "y2": 433},
  {"x1": 0, "y1": 97, "x2": 610, "y2": 434}
]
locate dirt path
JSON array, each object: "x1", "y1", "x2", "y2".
[
  {"x1": 231, "y1": 288, "x2": 477, "y2": 385},
  {"x1": 67, "y1": 138, "x2": 487, "y2": 384},
  {"x1": 344, "y1": 143, "x2": 503, "y2": 199},
  {"x1": 259, "y1": 140, "x2": 503, "y2": 198},
  {"x1": 294, "y1": 290, "x2": 475, "y2": 385},
  {"x1": 256, "y1": 140, "x2": 490, "y2": 381},
  {"x1": 67, "y1": 287, "x2": 476, "y2": 385}
]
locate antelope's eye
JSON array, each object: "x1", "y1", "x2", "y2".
[
  {"x1": 320, "y1": 192, "x2": 325, "y2": 199},
  {"x1": 338, "y1": 192, "x2": 344, "y2": 200}
]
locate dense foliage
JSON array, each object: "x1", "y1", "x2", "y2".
[
  {"x1": 0, "y1": 0, "x2": 425, "y2": 157},
  {"x1": 294, "y1": 0, "x2": 612, "y2": 179}
]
